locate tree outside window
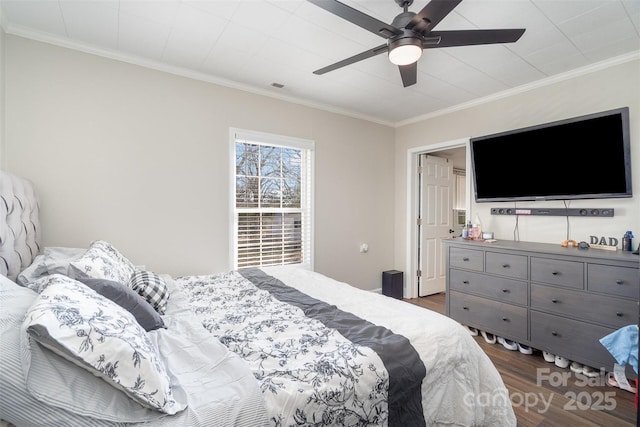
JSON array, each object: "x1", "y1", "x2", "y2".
[{"x1": 233, "y1": 133, "x2": 312, "y2": 269}]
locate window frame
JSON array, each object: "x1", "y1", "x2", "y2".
[{"x1": 229, "y1": 128, "x2": 314, "y2": 270}]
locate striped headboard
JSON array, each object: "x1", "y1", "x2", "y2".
[{"x1": 0, "y1": 170, "x2": 41, "y2": 281}]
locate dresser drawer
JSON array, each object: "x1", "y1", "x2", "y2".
[
  {"x1": 448, "y1": 291, "x2": 527, "y2": 341},
  {"x1": 449, "y1": 247, "x2": 484, "y2": 272},
  {"x1": 531, "y1": 257, "x2": 584, "y2": 289},
  {"x1": 486, "y1": 252, "x2": 528, "y2": 280},
  {"x1": 449, "y1": 269, "x2": 527, "y2": 305},
  {"x1": 531, "y1": 311, "x2": 616, "y2": 370},
  {"x1": 587, "y1": 263, "x2": 639, "y2": 299},
  {"x1": 531, "y1": 284, "x2": 636, "y2": 329}
]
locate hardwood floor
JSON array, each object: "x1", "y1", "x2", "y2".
[{"x1": 405, "y1": 293, "x2": 638, "y2": 427}]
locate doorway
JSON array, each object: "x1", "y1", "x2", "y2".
[
  {"x1": 417, "y1": 154, "x2": 453, "y2": 296},
  {"x1": 406, "y1": 139, "x2": 470, "y2": 299}
]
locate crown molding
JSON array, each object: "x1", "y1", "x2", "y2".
[
  {"x1": 395, "y1": 51, "x2": 640, "y2": 128},
  {"x1": 3, "y1": 19, "x2": 639, "y2": 130},
  {"x1": 3, "y1": 23, "x2": 396, "y2": 128}
]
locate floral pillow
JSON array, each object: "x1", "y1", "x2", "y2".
[
  {"x1": 26, "y1": 273, "x2": 74, "y2": 294},
  {"x1": 70, "y1": 240, "x2": 135, "y2": 284},
  {"x1": 22, "y1": 276, "x2": 185, "y2": 414}
]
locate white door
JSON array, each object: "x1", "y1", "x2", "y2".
[{"x1": 418, "y1": 155, "x2": 454, "y2": 296}]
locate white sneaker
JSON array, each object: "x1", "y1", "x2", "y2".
[
  {"x1": 570, "y1": 361, "x2": 584, "y2": 374},
  {"x1": 583, "y1": 365, "x2": 601, "y2": 378},
  {"x1": 543, "y1": 351, "x2": 555, "y2": 363},
  {"x1": 517, "y1": 343, "x2": 533, "y2": 355},
  {"x1": 463, "y1": 325, "x2": 478, "y2": 336},
  {"x1": 481, "y1": 330, "x2": 496, "y2": 344},
  {"x1": 497, "y1": 336, "x2": 518, "y2": 351},
  {"x1": 555, "y1": 356, "x2": 570, "y2": 369}
]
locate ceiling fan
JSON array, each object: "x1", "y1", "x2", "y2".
[{"x1": 308, "y1": 0, "x2": 526, "y2": 87}]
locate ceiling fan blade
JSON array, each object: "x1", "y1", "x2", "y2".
[
  {"x1": 307, "y1": 0, "x2": 401, "y2": 38},
  {"x1": 406, "y1": 0, "x2": 463, "y2": 34},
  {"x1": 424, "y1": 28, "x2": 525, "y2": 48},
  {"x1": 399, "y1": 62, "x2": 417, "y2": 87},
  {"x1": 313, "y1": 44, "x2": 388, "y2": 75}
]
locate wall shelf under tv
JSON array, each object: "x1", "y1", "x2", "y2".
[{"x1": 490, "y1": 208, "x2": 614, "y2": 217}]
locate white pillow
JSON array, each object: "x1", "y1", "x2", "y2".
[
  {"x1": 70, "y1": 240, "x2": 135, "y2": 284},
  {"x1": 43, "y1": 246, "x2": 87, "y2": 275},
  {"x1": 16, "y1": 247, "x2": 87, "y2": 286},
  {"x1": 22, "y1": 276, "x2": 186, "y2": 414},
  {"x1": 16, "y1": 255, "x2": 48, "y2": 286}
]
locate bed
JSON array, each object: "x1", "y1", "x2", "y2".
[{"x1": 0, "y1": 170, "x2": 516, "y2": 426}]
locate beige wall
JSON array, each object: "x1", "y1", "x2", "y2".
[
  {"x1": 395, "y1": 59, "x2": 640, "y2": 275},
  {"x1": 4, "y1": 35, "x2": 395, "y2": 290},
  {"x1": 5, "y1": 33, "x2": 638, "y2": 293}
]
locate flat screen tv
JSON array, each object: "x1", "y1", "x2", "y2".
[{"x1": 470, "y1": 107, "x2": 632, "y2": 202}]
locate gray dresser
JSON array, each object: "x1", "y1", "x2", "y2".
[{"x1": 445, "y1": 238, "x2": 639, "y2": 371}]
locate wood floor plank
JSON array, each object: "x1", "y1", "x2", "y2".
[{"x1": 404, "y1": 293, "x2": 638, "y2": 426}]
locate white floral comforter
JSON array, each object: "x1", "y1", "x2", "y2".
[
  {"x1": 176, "y1": 271, "x2": 390, "y2": 426},
  {"x1": 175, "y1": 266, "x2": 516, "y2": 427}
]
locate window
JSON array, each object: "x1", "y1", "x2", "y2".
[{"x1": 231, "y1": 129, "x2": 314, "y2": 269}]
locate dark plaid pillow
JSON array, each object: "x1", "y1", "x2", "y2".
[{"x1": 128, "y1": 270, "x2": 170, "y2": 315}]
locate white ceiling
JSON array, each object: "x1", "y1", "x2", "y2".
[{"x1": 1, "y1": 0, "x2": 639, "y2": 125}]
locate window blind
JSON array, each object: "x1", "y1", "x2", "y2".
[{"x1": 232, "y1": 129, "x2": 313, "y2": 269}]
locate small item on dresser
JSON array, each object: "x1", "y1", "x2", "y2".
[
  {"x1": 590, "y1": 243, "x2": 618, "y2": 251},
  {"x1": 560, "y1": 239, "x2": 578, "y2": 247},
  {"x1": 473, "y1": 214, "x2": 482, "y2": 240},
  {"x1": 622, "y1": 231, "x2": 633, "y2": 251},
  {"x1": 482, "y1": 231, "x2": 494, "y2": 240},
  {"x1": 464, "y1": 220, "x2": 473, "y2": 240}
]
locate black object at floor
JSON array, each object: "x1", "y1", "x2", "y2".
[{"x1": 382, "y1": 270, "x2": 404, "y2": 300}]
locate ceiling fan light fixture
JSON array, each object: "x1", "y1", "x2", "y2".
[{"x1": 388, "y1": 37, "x2": 422, "y2": 65}]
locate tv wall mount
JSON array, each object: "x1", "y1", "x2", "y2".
[{"x1": 490, "y1": 208, "x2": 614, "y2": 217}]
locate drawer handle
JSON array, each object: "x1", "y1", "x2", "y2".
[
  {"x1": 462, "y1": 257, "x2": 470, "y2": 262},
  {"x1": 502, "y1": 264, "x2": 510, "y2": 268},
  {"x1": 551, "y1": 331, "x2": 559, "y2": 337},
  {"x1": 616, "y1": 312, "x2": 623, "y2": 317},
  {"x1": 463, "y1": 306, "x2": 469, "y2": 310},
  {"x1": 616, "y1": 280, "x2": 624, "y2": 285},
  {"x1": 463, "y1": 280, "x2": 470, "y2": 285},
  {"x1": 502, "y1": 289, "x2": 509, "y2": 293},
  {"x1": 552, "y1": 271, "x2": 560, "y2": 276},
  {"x1": 502, "y1": 317, "x2": 509, "y2": 322},
  {"x1": 551, "y1": 299, "x2": 559, "y2": 304}
]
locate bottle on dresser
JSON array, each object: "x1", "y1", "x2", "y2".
[
  {"x1": 472, "y1": 214, "x2": 482, "y2": 240},
  {"x1": 463, "y1": 220, "x2": 473, "y2": 239}
]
